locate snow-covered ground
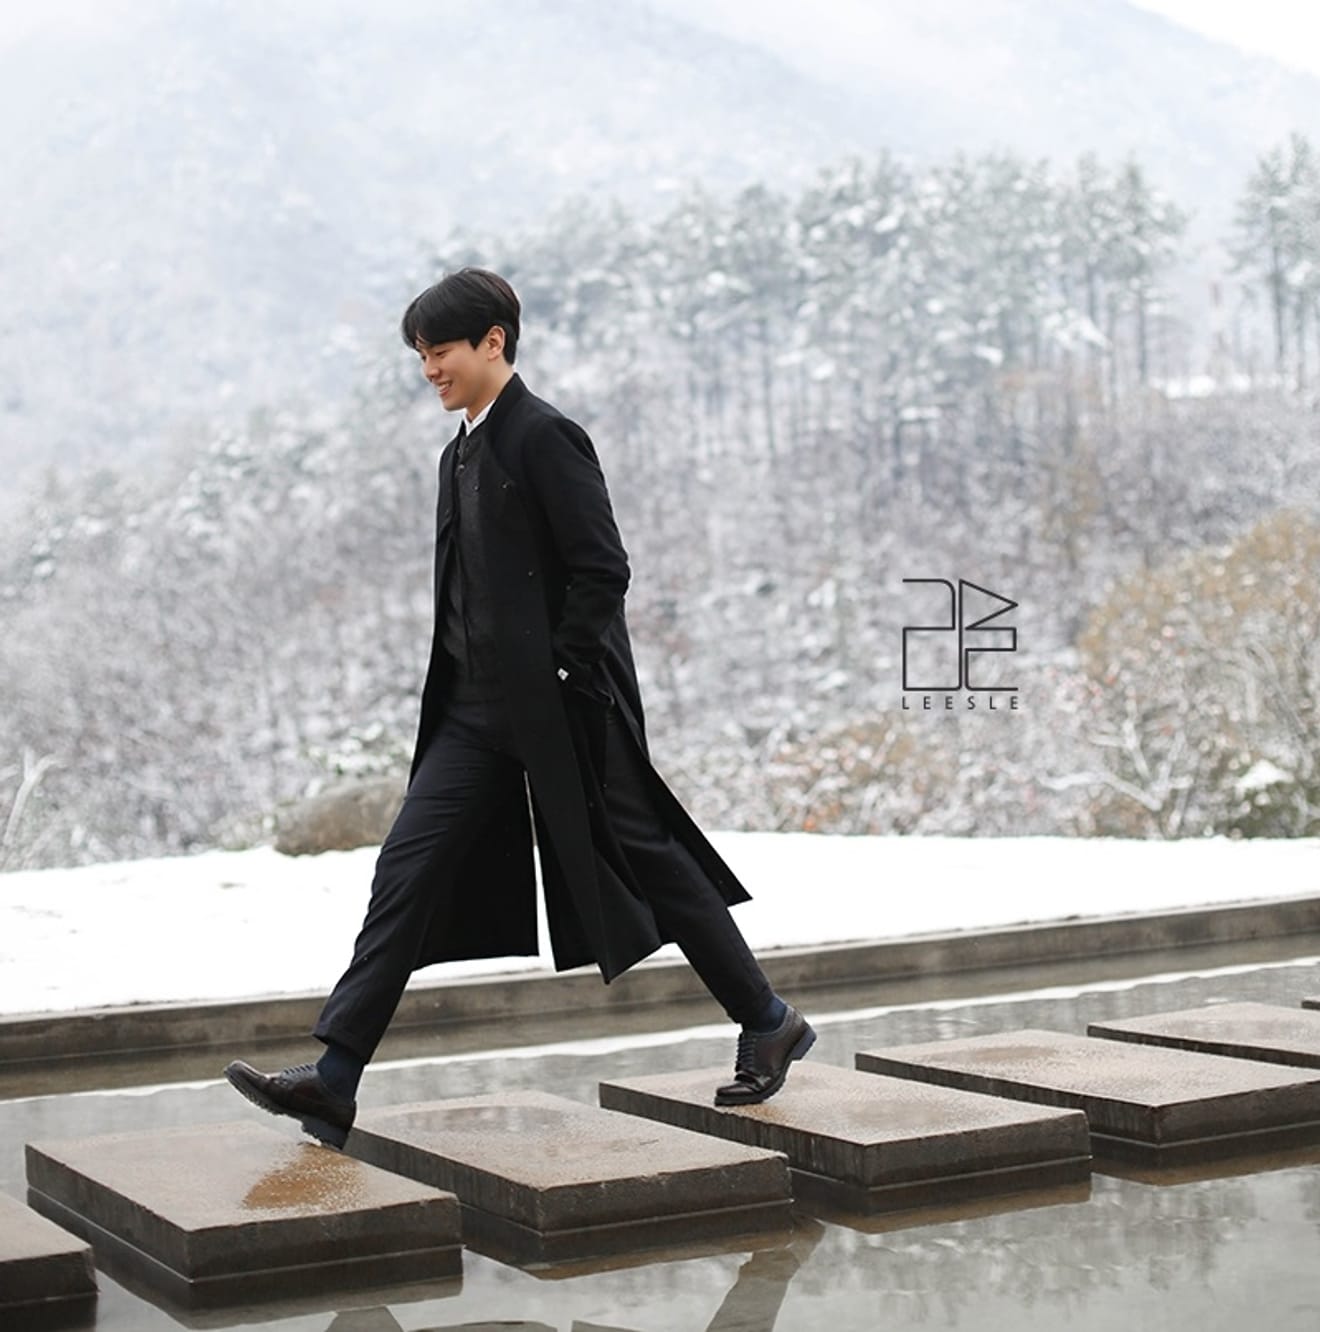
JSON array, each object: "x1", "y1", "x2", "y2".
[{"x1": 2, "y1": 834, "x2": 1319, "y2": 1018}]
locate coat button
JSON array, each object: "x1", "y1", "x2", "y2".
[{"x1": 527, "y1": 569, "x2": 535, "y2": 577}]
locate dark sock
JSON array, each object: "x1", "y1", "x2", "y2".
[
  {"x1": 316, "y1": 1042, "x2": 365, "y2": 1100},
  {"x1": 747, "y1": 992, "x2": 787, "y2": 1033}
]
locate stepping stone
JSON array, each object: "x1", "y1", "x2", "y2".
[
  {"x1": 25, "y1": 1121, "x2": 461, "y2": 1309},
  {"x1": 1089, "y1": 1002, "x2": 1320, "y2": 1069},
  {"x1": 0, "y1": 1190, "x2": 97, "y2": 1322},
  {"x1": 348, "y1": 1091, "x2": 792, "y2": 1266},
  {"x1": 857, "y1": 1029, "x2": 1320, "y2": 1165},
  {"x1": 599, "y1": 1061, "x2": 1091, "y2": 1214}
]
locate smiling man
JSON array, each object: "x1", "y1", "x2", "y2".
[{"x1": 224, "y1": 268, "x2": 814, "y2": 1148}]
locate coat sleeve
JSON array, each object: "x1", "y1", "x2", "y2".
[{"x1": 522, "y1": 416, "x2": 630, "y2": 680}]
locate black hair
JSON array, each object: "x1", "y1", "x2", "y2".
[{"x1": 399, "y1": 267, "x2": 521, "y2": 364}]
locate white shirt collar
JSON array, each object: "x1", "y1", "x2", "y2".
[{"x1": 463, "y1": 398, "x2": 495, "y2": 434}]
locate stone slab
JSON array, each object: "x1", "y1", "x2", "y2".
[
  {"x1": 348, "y1": 1091, "x2": 793, "y2": 1266},
  {"x1": 0, "y1": 1189, "x2": 96, "y2": 1320},
  {"x1": 856, "y1": 1028, "x2": 1320, "y2": 1165},
  {"x1": 598, "y1": 1061, "x2": 1091, "y2": 1214},
  {"x1": 1088, "y1": 1002, "x2": 1320, "y2": 1069},
  {"x1": 25, "y1": 1121, "x2": 461, "y2": 1308}
]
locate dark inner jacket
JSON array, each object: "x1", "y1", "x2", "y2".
[{"x1": 438, "y1": 420, "x2": 502, "y2": 696}]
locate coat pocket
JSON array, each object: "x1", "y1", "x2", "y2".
[{"x1": 493, "y1": 476, "x2": 533, "y2": 531}]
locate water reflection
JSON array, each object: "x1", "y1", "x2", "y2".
[
  {"x1": 325, "y1": 1316, "x2": 553, "y2": 1332},
  {"x1": 300, "y1": 1162, "x2": 1293, "y2": 1330},
  {"x1": 322, "y1": 1221, "x2": 824, "y2": 1332},
  {"x1": 8, "y1": 958, "x2": 1320, "y2": 1329},
  {"x1": 240, "y1": 1142, "x2": 371, "y2": 1213},
  {"x1": 695, "y1": 1219, "x2": 824, "y2": 1332},
  {"x1": 325, "y1": 1313, "x2": 407, "y2": 1332}
]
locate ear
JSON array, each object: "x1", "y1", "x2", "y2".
[{"x1": 484, "y1": 325, "x2": 506, "y2": 360}]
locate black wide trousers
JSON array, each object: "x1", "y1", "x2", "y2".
[{"x1": 313, "y1": 688, "x2": 773, "y2": 1062}]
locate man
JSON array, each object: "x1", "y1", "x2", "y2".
[{"x1": 225, "y1": 269, "x2": 814, "y2": 1149}]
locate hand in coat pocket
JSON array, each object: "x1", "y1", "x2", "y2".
[{"x1": 556, "y1": 661, "x2": 616, "y2": 709}]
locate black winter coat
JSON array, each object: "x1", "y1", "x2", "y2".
[{"x1": 407, "y1": 373, "x2": 751, "y2": 981}]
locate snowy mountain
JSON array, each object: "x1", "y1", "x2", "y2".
[
  {"x1": 650, "y1": 0, "x2": 1320, "y2": 228},
  {"x1": 5, "y1": 1, "x2": 1320, "y2": 873},
  {"x1": 0, "y1": 0, "x2": 865, "y2": 497},
  {"x1": 4, "y1": 0, "x2": 1320, "y2": 502}
]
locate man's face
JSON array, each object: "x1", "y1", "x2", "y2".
[{"x1": 415, "y1": 331, "x2": 501, "y2": 415}]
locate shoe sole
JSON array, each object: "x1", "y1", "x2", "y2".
[
  {"x1": 714, "y1": 1023, "x2": 817, "y2": 1107},
  {"x1": 223, "y1": 1064, "x2": 352, "y2": 1150}
]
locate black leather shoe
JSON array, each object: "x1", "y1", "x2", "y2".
[
  {"x1": 224, "y1": 1060, "x2": 356, "y2": 1149},
  {"x1": 715, "y1": 1005, "x2": 816, "y2": 1106}
]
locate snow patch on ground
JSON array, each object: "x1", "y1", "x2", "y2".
[{"x1": 1, "y1": 834, "x2": 1318, "y2": 1016}]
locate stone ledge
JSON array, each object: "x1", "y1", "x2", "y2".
[
  {"x1": 25, "y1": 1122, "x2": 461, "y2": 1309},
  {"x1": 348, "y1": 1091, "x2": 793, "y2": 1267},
  {"x1": 0, "y1": 1190, "x2": 96, "y2": 1321},
  {"x1": 856, "y1": 1028, "x2": 1320, "y2": 1166},
  {"x1": 1089, "y1": 1002, "x2": 1320, "y2": 1069},
  {"x1": 7, "y1": 894, "x2": 1320, "y2": 1067},
  {"x1": 599, "y1": 1061, "x2": 1091, "y2": 1214}
]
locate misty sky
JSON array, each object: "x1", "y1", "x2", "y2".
[
  {"x1": 3, "y1": 1, "x2": 1320, "y2": 78},
  {"x1": 1131, "y1": 0, "x2": 1320, "y2": 75}
]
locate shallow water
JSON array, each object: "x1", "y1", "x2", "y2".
[{"x1": 5, "y1": 953, "x2": 1320, "y2": 1330}]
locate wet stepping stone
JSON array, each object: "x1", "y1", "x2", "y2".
[
  {"x1": 0, "y1": 1190, "x2": 96, "y2": 1323},
  {"x1": 856, "y1": 1028, "x2": 1320, "y2": 1165},
  {"x1": 348, "y1": 1090, "x2": 792, "y2": 1266},
  {"x1": 1089, "y1": 1002, "x2": 1320, "y2": 1069},
  {"x1": 25, "y1": 1121, "x2": 461, "y2": 1309},
  {"x1": 598, "y1": 1061, "x2": 1091, "y2": 1214}
]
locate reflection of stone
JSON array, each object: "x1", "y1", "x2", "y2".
[
  {"x1": 859, "y1": 1028, "x2": 1320, "y2": 1164},
  {"x1": 421, "y1": 1324, "x2": 555, "y2": 1332},
  {"x1": 24, "y1": 1121, "x2": 461, "y2": 1309},
  {"x1": 785, "y1": 1170, "x2": 1256, "y2": 1323},
  {"x1": 601, "y1": 1061, "x2": 1090, "y2": 1213},
  {"x1": 325, "y1": 1309, "x2": 404, "y2": 1332},
  {"x1": 537, "y1": 1159, "x2": 1267, "y2": 1327},
  {"x1": 350, "y1": 1091, "x2": 792, "y2": 1266},
  {"x1": 330, "y1": 1312, "x2": 549, "y2": 1332}
]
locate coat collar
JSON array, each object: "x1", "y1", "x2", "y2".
[
  {"x1": 444, "y1": 371, "x2": 526, "y2": 451},
  {"x1": 479, "y1": 370, "x2": 526, "y2": 439}
]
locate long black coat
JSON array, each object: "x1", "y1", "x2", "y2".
[{"x1": 407, "y1": 372, "x2": 751, "y2": 982}]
